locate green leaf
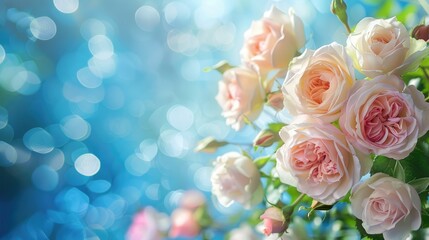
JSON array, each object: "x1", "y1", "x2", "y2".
[
  {"x1": 268, "y1": 122, "x2": 286, "y2": 133},
  {"x1": 409, "y1": 177, "x2": 429, "y2": 193},
  {"x1": 393, "y1": 161, "x2": 405, "y2": 182},
  {"x1": 203, "y1": 60, "x2": 234, "y2": 74},
  {"x1": 375, "y1": 0, "x2": 394, "y2": 18},
  {"x1": 254, "y1": 155, "x2": 272, "y2": 169},
  {"x1": 356, "y1": 219, "x2": 384, "y2": 240},
  {"x1": 396, "y1": 5, "x2": 417, "y2": 25}
]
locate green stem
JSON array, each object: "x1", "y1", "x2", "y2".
[
  {"x1": 291, "y1": 193, "x2": 306, "y2": 208},
  {"x1": 421, "y1": 66, "x2": 429, "y2": 81}
]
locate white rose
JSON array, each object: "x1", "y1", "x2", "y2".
[
  {"x1": 351, "y1": 173, "x2": 421, "y2": 240},
  {"x1": 282, "y1": 42, "x2": 355, "y2": 123},
  {"x1": 215, "y1": 67, "x2": 265, "y2": 131},
  {"x1": 211, "y1": 152, "x2": 263, "y2": 209},
  {"x1": 240, "y1": 6, "x2": 305, "y2": 74},
  {"x1": 347, "y1": 17, "x2": 429, "y2": 78}
]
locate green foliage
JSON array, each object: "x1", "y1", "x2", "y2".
[
  {"x1": 203, "y1": 60, "x2": 234, "y2": 74},
  {"x1": 396, "y1": 5, "x2": 417, "y2": 25},
  {"x1": 375, "y1": 0, "x2": 394, "y2": 19},
  {"x1": 268, "y1": 122, "x2": 286, "y2": 133}
]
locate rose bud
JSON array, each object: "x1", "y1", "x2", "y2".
[
  {"x1": 412, "y1": 24, "x2": 429, "y2": 42},
  {"x1": 266, "y1": 91, "x2": 284, "y2": 111},
  {"x1": 194, "y1": 137, "x2": 227, "y2": 153},
  {"x1": 260, "y1": 207, "x2": 288, "y2": 236},
  {"x1": 253, "y1": 129, "x2": 279, "y2": 147}
]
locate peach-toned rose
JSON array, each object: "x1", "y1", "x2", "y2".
[
  {"x1": 230, "y1": 224, "x2": 261, "y2": 240},
  {"x1": 180, "y1": 190, "x2": 206, "y2": 211},
  {"x1": 350, "y1": 173, "x2": 421, "y2": 240},
  {"x1": 260, "y1": 207, "x2": 287, "y2": 236},
  {"x1": 347, "y1": 17, "x2": 429, "y2": 78},
  {"x1": 282, "y1": 42, "x2": 355, "y2": 123},
  {"x1": 340, "y1": 75, "x2": 429, "y2": 160},
  {"x1": 169, "y1": 208, "x2": 200, "y2": 238},
  {"x1": 211, "y1": 152, "x2": 263, "y2": 209},
  {"x1": 126, "y1": 207, "x2": 164, "y2": 240},
  {"x1": 276, "y1": 116, "x2": 371, "y2": 205},
  {"x1": 240, "y1": 6, "x2": 305, "y2": 74},
  {"x1": 215, "y1": 67, "x2": 265, "y2": 131}
]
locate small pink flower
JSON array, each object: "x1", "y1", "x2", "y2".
[
  {"x1": 169, "y1": 208, "x2": 200, "y2": 238},
  {"x1": 126, "y1": 207, "x2": 163, "y2": 240},
  {"x1": 260, "y1": 207, "x2": 287, "y2": 236},
  {"x1": 267, "y1": 91, "x2": 284, "y2": 111}
]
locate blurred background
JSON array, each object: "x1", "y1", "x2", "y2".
[{"x1": 0, "y1": 0, "x2": 424, "y2": 239}]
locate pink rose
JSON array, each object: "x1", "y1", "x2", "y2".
[
  {"x1": 282, "y1": 42, "x2": 355, "y2": 123},
  {"x1": 180, "y1": 190, "x2": 206, "y2": 211},
  {"x1": 211, "y1": 152, "x2": 263, "y2": 209},
  {"x1": 346, "y1": 17, "x2": 429, "y2": 78},
  {"x1": 230, "y1": 225, "x2": 261, "y2": 240},
  {"x1": 169, "y1": 208, "x2": 200, "y2": 238},
  {"x1": 240, "y1": 6, "x2": 305, "y2": 74},
  {"x1": 276, "y1": 116, "x2": 371, "y2": 205},
  {"x1": 215, "y1": 67, "x2": 265, "y2": 131},
  {"x1": 126, "y1": 207, "x2": 164, "y2": 240},
  {"x1": 260, "y1": 207, "x2": 287, "y2": 236},
  {"x1": 339, "y1": 75, "x2": 429, "y2": 160},
  {"x1": 350, "y1": 173, "x2": 421, "y2": 240},
  {"x1": 266, "y1": 91, "x2": 284, "y2": 111}
]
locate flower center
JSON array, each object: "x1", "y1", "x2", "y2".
[
  {"x1": 363, "y1": 93, "x2": 410, "y2": 146},
  {"x1": 291, "y1": 140, "x2": 338, "y2": 183}
]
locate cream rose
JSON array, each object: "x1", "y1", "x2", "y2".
[
  {"x1": 346, "y1": 17, "x2": 429, "y2": 78},
  {"x1": 215, "y1": 67, "x2": 265, "y2": 131},
  {"x1": 240, "y1": 6, "x2": 305, "y2": 74},
  {"x1": 350, "y1": 173, "x2": 421, "y2": 240},
  {"x1": 282, "y1": 42, "x2": 355, "y2": 123},
  {"x1": 339, "y1": 75, "x2": 429, "y2": 160},
  {"x1": 275, "y1": 116, "x2": 370, "y2": 205},
  {"x1": 211, "y1": 152, "x2": 263, "y2": 209}
]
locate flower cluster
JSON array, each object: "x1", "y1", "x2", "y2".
[{"x1": 199, "y1": 2, "x2": 429, "y2": 240}]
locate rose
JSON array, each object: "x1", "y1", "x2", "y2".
[
  {"x1": 350, "y1": 173, "x2": 421, "y2": 240},
  {"x1": 211, "y1": 152, "x2": 263, "y2": 208},
  {"x1": 412, "y1": 24, "x2": 429, "y2": 42},
  {"x1": 276, "y1": 116, "x2": 371, "y2": 205},
  {"x1": 266, "y1": 91, "x2": 284, "y2": 111},
  {"x1": 346, "y1": 17, "x2": 428, "y2": 78},
  {"x1": 126, "y1": 207, "x2": 165, "y2": 240},
  {"x1": 260, "y1": 207, "x2": 287, "y2": 236},
  {"x1": 215, "y1": 67, "x2": 265, "y2": 131},
  {"x1": 180, "y1": 190, "x2": 206, "y2": 211},
  {"x1": 230, "y1": 225, "x2": 261, "y2": 240},
  {"x1": 169, "y1": 208, "x2": 200, "y2": 238},
  {"x1": 240, "y1": 6, "x2": 305, "y2": 74},
  {"x1": 282, "y1": 42, "x2": 355, "y2": 123},
  {"x1": 339, "y1": 75, "x2": 429, "y2": 160}
]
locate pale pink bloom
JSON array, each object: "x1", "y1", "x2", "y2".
[
  {"x1": 351, "y1": 173, "x2": 421, "y2": 240},
  {"x1": 169, "y1": 208, "x2": 200, "y2": 238},
  {"x1": 347, "y1": 17, "x2": 429, "y2": 78},
  {"x1": 260, "y1": 207, "x2": 287, "y2": 236},
  {"x1": 276, "y1": 116, "x2": 371, "y2": 205},
  {"x1": 180, "y1": 190, "x2": 206, "y2": 211},
  {"x1": 240, "y1": 6, "x2": 305, "y2": 74},
  {"x1": 282, "y1": 42, "x2": 355, "y2": 123},
  {"x1": 340, "y1": 75, "x2": 429, "y2": 160},
  {"x1": 215, "y1": 67, "x2": 265, "y2": 131},
  {"x1": 211, "y1": 152, "x2": 263, "y2": 209},
  {"x1": 230, "y1": 225, "x2": 261, "y2": 240},
  {"x1": 126, "y1": 207, "x2": 163, "y2": 240}
]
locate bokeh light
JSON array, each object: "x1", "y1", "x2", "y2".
[{"x1": 30, "y1": 16, "x2": 57, "y2": 40}]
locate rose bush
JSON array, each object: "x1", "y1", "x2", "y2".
[
  {"x1": 340, "y1": 75, "x2": 429, "y2": 160},
  {"x1": 346, "y1": 17, "x2": 428, "y2": 78},
  {"x1": 276, "y1": 116, "x2": 371, "y2": 205},
  {"x1": 350, "y1": 173, "x2": 421, "y2": 240},
  {"x1": 282, "y1": 42, "x2": 355, "y2": 122},
  {"x1": 240, "y1": 6, "x2": 305, "y2": 74},
  {"x1": 211, "y1": 152, "x2": 263, "y2": 208},
  {"x1": 215, "y1": 67, "x2": 265, "y2": 130}
]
